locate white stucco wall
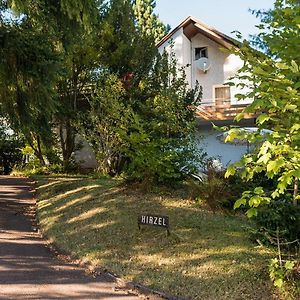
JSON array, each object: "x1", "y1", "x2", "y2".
[
  {"x1": 191, "y1": 33, "x2": 227, "y2": 102},
  {"x1": 158, "y1": 28, "x2": 185, "y2": 65},
  {"x1": 182, "y1": 33, "x2": 192, "y2": 87},
  {"x1": 158, "y1": 28, "x2": 192, "y2": 87},
  {"x1": 159, "y1": 30, "x2": 252, "y2": 105}
]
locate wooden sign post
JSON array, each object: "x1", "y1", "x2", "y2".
[{"x1": 138, "y1": 214, "x2": 170, "y2": 235}]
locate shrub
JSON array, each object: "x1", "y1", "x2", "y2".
[{"x1": 253, "y1": 199, "x2": 300, "y2": 250}]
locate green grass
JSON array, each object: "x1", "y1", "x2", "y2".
[{"x1": 35, "y1": 175, "x2": 277, "y2": 299}]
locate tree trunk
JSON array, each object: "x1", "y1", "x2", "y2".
[
  {"x1": 28, "y1": 135, "x2": 46, "y2": 166},
  {"x1": 59, "y1": 119, "x2": 76, "y2": 166},
  {"x1": 36, "y1": 136, "x2": 46, "y2": 166}
]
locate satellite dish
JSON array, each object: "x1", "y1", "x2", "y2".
[{"x1": 195, "y1": 57, "x2": 211, "y2": 72}]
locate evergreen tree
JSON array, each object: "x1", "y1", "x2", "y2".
[
  {"x1": 97, "y1": 0, "x2": 157, "y2": 83},
  {"x1": 133, "y1": 0, "x2": 169, "y2": 44},
  {"x1": 0, "y1": 21, "x2": 60, "y2": 165},
  {"x1": 0, "y1": 0, "x2": 102, "y2": 165}
]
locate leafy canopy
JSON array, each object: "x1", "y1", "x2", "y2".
[{"x1": 225, "y1": 0, "x2": 300, "y2": 216}]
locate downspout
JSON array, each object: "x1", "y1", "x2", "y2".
[{"x1": 191, "y1": 42, "x2": 194, "y2": 89}]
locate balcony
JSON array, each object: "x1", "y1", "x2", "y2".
[{"x1": 195, "y1": 99, "x2": 254, "y2": 122}]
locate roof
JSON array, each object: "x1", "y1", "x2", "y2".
[{"x1": 157, "y1": 16, "x2": 240, "y2": 49}]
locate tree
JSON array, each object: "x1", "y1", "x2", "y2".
[
  {"x1": 0, "y1": 21, "x2": 60, "y2": 165},
  {"x1": 54, "y1": 21, "x2": 101, "y2": 168},
  {"x1": 123, "y1": 50, "x2": 202, "y2": 183},
  {"x1": 133, "y1": 0, "x2": 169, "y2": 44},
  {"x1": 225, "y1": 0, "x2": 300, "y2": 216},
  {"x1": 77, "y1": 1, "x2": 202, "y2": 180},
  {"x1": 97, "y1": 0, "x2": 157, "y2": 80},
  {"x1": 0, "y1": 0, "x2": 102, "y2": 165},
  {"x1": 0, "y1": 119, "x2": 24, "y2": 174},
  {"x1": 78, "y1": 73, "x2": 131, "y2": 175}
]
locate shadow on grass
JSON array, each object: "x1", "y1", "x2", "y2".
[{"x1": 36, "y1": 176, "x2": 276, "y2": 300}]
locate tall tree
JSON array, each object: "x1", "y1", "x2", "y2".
[
  {"x1": 56, "y1": 29, "x2": 100, "y2": 167},
  {"x1": 0, "y1": 21, "x2": 60, "y2": 165},
  {"x1": 0, "y1": 0, "x2": 102, "y2": 165},
  {"x1": 225, "y1": 0, "x2": 300, "y2": 215},
  {"x1": 133, "y1": 0, "x2": 169, "y2": 44}
]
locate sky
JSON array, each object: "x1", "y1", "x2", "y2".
[{"x1": 155, "y1": 0, "x2": 275, "y2": 39}]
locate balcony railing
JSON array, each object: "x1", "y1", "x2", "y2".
[{"x1": 195, "y1": 99, "x2": 254, "y2": 121}]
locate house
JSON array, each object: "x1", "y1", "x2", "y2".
[
  {"x1": 74, "y1": 16, "x2": 255, "y2": 171},
  {"x1": 157, "y1": 16, "x2": 256, "y2": 167}
]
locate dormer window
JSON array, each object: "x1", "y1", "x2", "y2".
[{"x1": 195, "y1": 47, "x2": 208, "y2": 60}]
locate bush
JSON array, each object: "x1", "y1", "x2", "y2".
[
  {"x1": 253, "y1": 199, "x2": 300, "y2": 250},
  {"x1": 188, "y1": 164, "x2": 243, "y2": 211},
  {"x1": 0, "y1": 124, "x2": 25, "y2": 175}
]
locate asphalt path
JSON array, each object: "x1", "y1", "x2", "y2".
[{"x1": 0, "y1": 176, "x2": 141, "y2": 299}]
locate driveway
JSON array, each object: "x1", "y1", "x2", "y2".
[{"x1": 0, "y1": 176, "x2": 141, "y2": 299}]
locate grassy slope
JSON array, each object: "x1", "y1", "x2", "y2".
[{"x1": 35, "y1": 175, "x2": 276, "y2": 300}]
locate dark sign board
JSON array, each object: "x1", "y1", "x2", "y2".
[{"x1": 138, "y1": 214, "x2": 170, "y2": 235}]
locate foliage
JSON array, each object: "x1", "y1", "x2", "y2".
[
  {"x1": 55, "y1": 27, "x2": 100, "y2": 166},
  {"x1": 0, "y1": 20, "x2": 60, "y2": 164},
  {"x1": 188, "y1": 166, "x2": 250, "y2": 211},
  {"x1": 133, "y1": 0, "x2": 169, "y2": 44},
  {"x1": 253, "y1": 199, "x2": 300, "y2": 246},
  {"x1": 269, "y1": 258, "x2": 298, "y2": 296},
  {"x1": 0, "y1": 120, "x2": 24, "y2": 174},
  {"x1": 223, "y1": 1, "x2": 300, "y2": 296},
  {"x1": 225, "y1": 0, "x2": 300, "y2": 216},
  {"x1": 7, "y1": 0, "x2": 100, "y2": 30},
  {"x1": 123, "y1": 50, "x2": 202, "y2": 183},
  {"x1": 98, "y1": 0, "x2": 157, "y2": 80},
  {"x1": 0, "y1": 0, "x2": 103, "y2": 166},
  {"x1": 77, "y1": 2, "x2": 203, "y2": 182},
  {"x1": 1, "y1": 0, "x2": 202, "y2": 181},
  {"x1": 78, "y1": 74, "x2": 131, "y2": 176}
]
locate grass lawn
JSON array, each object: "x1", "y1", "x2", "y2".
[{"x1": 34, "y1": 175, "x2": 277, "y2": 299}]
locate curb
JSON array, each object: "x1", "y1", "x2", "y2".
[{"x1": 96, "y1": 268, "x2": 187, "y2": 300}]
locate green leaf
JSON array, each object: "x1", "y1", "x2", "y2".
[
  {"x1": 225, "y1": 165, "x2": 236, "y2": 178},
  {"x1": 246, "y1": 208, "x2": 258, "y2": 218},
  {"x1": 285, "y1": 104, "x2": 297, "y2": 111},
  {"x1": 292, "y1": 169, "x2": 300, "y2": 178},
  {"x1": 235, "y1": 112, "x2": 245, "y2": 122},
  {"x1": 291, "y1": 60, "x2": 299, "y2": 72},
  {"x1": 253, "y1": 66, "x2": 270, "y2": 75},
  {"x1": 256, "y1": 113, "x2": 270, "y2": 124},
  {"x1": 271, "y1": 190, "x2": 280, "y2": 198},
  {"x1": 267, "y1": 159, "x2": 285, "y2": 173},
  {"x1": 276, "y1": 62, "x2": 289, "y2": 70},
  {"x1": 254, "y1": 187, "x2": 264, "y2": 195},
  {"x1": 257, "y1": 153, "x2": 271, "y2": 164},
  {"x1": 290, "y1": 124, "x2": 300, "y2": 133},
  {"x1": 274, "y1": 278, "x2": 283, "y2": 288},
  {"x1": 249, "y1": 195, "x2": 262, "y2": 207},
  {"x1": 284, "y1": 261, "x2": 295, "y2": 270},
  {"x1": 234, "y1": 198, "x2": 246, "y2": 209}
]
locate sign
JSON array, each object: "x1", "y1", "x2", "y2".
[{"x1": 138, "y1": 214, "x2": 170, "y2": 235}]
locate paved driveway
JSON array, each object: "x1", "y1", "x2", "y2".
[{"x1": 0, "y1": 176, "x2": 140, "y2": 299}]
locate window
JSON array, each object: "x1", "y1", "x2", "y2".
[
  {"x1": 195, "y1": 47, "x2": 208, "y2": 60},
  {"x1": 215, "y1": 86, "x2": 231, "y2": 102}
]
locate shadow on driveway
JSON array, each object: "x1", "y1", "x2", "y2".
[{"x1": 0, "y1": 176, "x2": 140, "y2": 299}]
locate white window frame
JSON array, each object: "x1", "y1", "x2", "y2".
[
  {"x1": 194, "y1": 46, "x2": 208, "y2": 60},
  {"x1": 213, "y1": 84, "x2": 231, "y2": 104}
]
